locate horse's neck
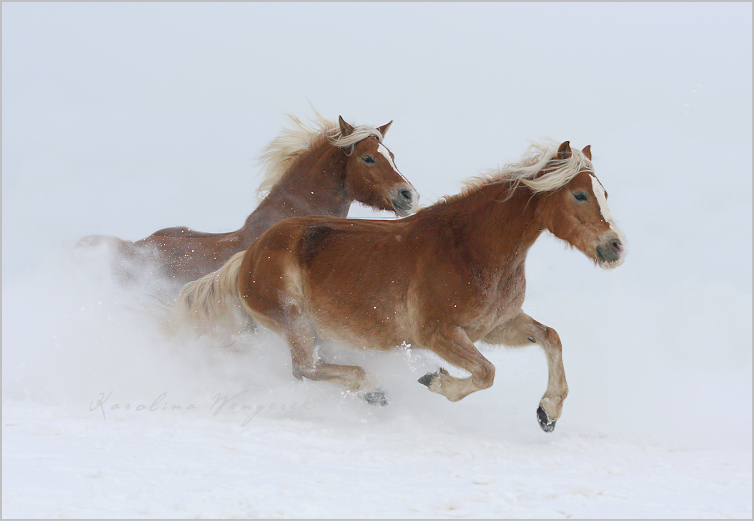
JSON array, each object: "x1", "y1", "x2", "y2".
[
  {"x1": 436, "y1": 182, "x2": 544, "y2": 270},
  {"x1": 238, "y1": 144, "x2": 350, "y2": 244},
  {"x1": 264, "y1": 144, "x2": 351, "y2": 216}
]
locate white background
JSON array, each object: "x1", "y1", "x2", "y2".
[{"x1": 3, "y1": 3, "x2": 751, "y2": 518}]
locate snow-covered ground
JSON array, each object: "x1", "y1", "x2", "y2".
[
  {"x1": 3, "y1": 239, "x2": 751, "y2": 518},
  {"x1": 3, "y1": 3, "x2": 751, "y2": 518},
  {"x1": 3, "y1": 400, "x2": 750, "y2": 519}
]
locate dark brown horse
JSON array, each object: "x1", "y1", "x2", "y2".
[
  {"x1": 80, "y1": 114, "x2": 418, "y2": 286},
  {"x1": 171, "y1": 141, "x2": 626, "y2": 432}
]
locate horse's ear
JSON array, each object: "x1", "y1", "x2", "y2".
[
  {"x1": 377, "y1": 120, "x2": 393, "y2": 138},
  {"x1": 582, "y1": 145, "x2": 592, "y2": 160},
  {"x1": 556, "y1": 141, "x2": 572, "y2": 161},
  {"x1": 338, "y1": 116, "x2": 354, "y2": 137}
]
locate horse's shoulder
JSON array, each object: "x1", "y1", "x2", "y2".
[{"x1": 299, "y1": 224, "x2": 337, "y2": 264}]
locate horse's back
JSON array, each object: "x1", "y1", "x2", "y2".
[
  {"x1": 248, "y1": 215, "x2": 403, "y2": 267},
  {"x1": 148, "y1": 226, "x2": 227, "y2": 239}
]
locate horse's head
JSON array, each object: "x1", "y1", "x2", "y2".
[
  {"x1": 537, "y1": 142, "x2": 626, "y2": 269},
  {"x1": 337, "y1": 116, "x2": 419, "y2": 217}
]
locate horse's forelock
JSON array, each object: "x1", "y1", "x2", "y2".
[
  {"x1": 329, "y1": 125, "x2": 384, "y2": 148},
  {"x1": 434, "y1": 142, "x2": 593, "y2": 207},
  {"x1": 516, "y1": 142, "x2": 594, "y2": 193},
  {"x1": 477, "y1": 141, "x2": 593, "y2": 194}
]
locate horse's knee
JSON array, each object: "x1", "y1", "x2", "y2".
[
  {"x1": 526, "y1": 322, "x2": 561, "y2": 351},
  {"x1": 293, "y1": 363, "x2": 323, "y2": 382},
  {"x1": 292, "y1": 363, "x2": 305, "y2": 380},
  {"x1": 543, "y1": 327, "x2": 562, "y2": 351},
  {"x1": 353, "y1": 365, "x2": 367, "y2": 383},
  {"x1": 290, "y1": 343, "x2": 315, "y2": 380},
  {"x1": 475, "y1": 360, "x2": 495, "y2": 389}
]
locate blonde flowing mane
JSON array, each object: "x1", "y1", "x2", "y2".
[
  {"x1": 456, "y1": 141, "x2": 594, "y2": 199},
  {"x1": 256, "y1": 112, "x2": 387, "y2": 200}
]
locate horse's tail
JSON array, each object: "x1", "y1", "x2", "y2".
[{"x1": 168, "y1": 251, "x2": 251, "y2": 336}]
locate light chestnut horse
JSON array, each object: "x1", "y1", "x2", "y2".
[
  {"x1": 79, "y1": 114, "x2": 418, "y2": 286},
  {"x1": 171, "y1": 141, "x2": 626, "y2": 432}
]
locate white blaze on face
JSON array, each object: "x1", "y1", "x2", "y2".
[
  {"x1": 377, "y1": 143, "x2": 406, "y2": 180},
  {"x1": 590, "y1": 175, "x2": 626, "y2": 242}
]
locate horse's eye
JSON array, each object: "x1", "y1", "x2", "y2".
[
  {"x1": 573, "y1": 192, "x2": 588, "y2": 202},
  {"x1": 362, "y1": 156, "x2": 375, "y2": 164}
]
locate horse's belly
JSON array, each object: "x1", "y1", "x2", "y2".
[
  {"x1": 460, "y1": 286, "x2": 526, "y2": 342},
  {"x1": 317, "y1": 325, "x2": 407, "y2": 352},
  {"x1": 308, "y1": 298, "x2": 412, "y2": 352}
]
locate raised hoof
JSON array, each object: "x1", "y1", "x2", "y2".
[
  {"x1": 537, "y1": 405, "x2": 557, "y2": 433},
  {"x1": 418, "y1": 371, "x2": 438, "y2": 387},
  {"x1": 418, "y1": 368, "x2": 448, "y2": 388},
  {"x1": 362, "y1": 390, "x2": 389, "y2": 406}
]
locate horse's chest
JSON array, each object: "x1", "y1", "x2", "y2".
[{"x1": 466, "y1": 269, "x2": 526, "y2": 332}]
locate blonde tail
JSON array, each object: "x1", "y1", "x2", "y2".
[{"x1": 168, "y1": 251, "x2": 251, "y2": 337}]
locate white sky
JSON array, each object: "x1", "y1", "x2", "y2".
[
  {"x1": 3, "y1": 1, "x2": 750, "y2": 289},
  {"x1": 3, "y1": 1, "x2": 751, "y2": 289},
  {"x1": 1, "y1": 1, "x2": 752, "y2": 455}
]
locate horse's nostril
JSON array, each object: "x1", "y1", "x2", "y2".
[
  {"x1": 400, "y1": 189, "x2": 413, "y2": 202},
  {"x1": 597, "y1": 238, "x2": 624, "y2": 264}
]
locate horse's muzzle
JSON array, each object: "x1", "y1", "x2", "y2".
[
  {"x1": 391, "y1": 186, "x2": 418, "y2": 217},
  {"x1": 596, "y1": 237, "x2": 625, "y2": 269}
]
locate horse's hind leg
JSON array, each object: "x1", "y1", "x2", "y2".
[
  {"x1": 283, "y1": 319, "x2": 385, "y2": 404},
  {"x1": 484, "y1": 312, "x2": 568, "y2": 432},
  {"x1": 418, "y1": 325, "x2": 496, "y2": 402}
]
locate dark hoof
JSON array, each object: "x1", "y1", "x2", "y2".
[
  {"x1": 418, "y1": 371, "x2": 438, "y2": 387},
  {"x1": 362, "y1": 389, "x2": 389, "y2": 406},
  {"x1": 537, "y1": 405, "x2": 557, "y2": 433}
]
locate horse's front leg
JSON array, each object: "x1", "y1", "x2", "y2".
[
  {"x1": 484, "y1": 312, "x2": 568, "y2": 432},
  {"x1": 417, "y1": 326, "x2": 496, "y2": 402}
]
